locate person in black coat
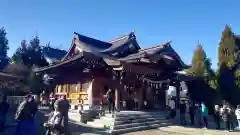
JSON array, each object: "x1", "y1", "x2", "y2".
[
  {"x1": 0, "y1": 95, "x2": 9, "y2": 132},
  {"x1": 221, "y1": 105, "x2": 231, "y2": 131},
  {"x1": 214, "y1": 105, "x2": 221, "y2": 129},
  {"x1": 179, "y1": 100, "x2": 186, "y2": 125},
  {"x1": 188, "y1": 103, "x2": 195, "y2": 125},
  {"x1": 106, "y1": 89, "x2": 115, "y2": 113}
]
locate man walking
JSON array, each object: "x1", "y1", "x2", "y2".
[
  {"x1": 55, "y1": 95, "x2": 70, "y2": 135},
  {"x1": 0, "y1": 95, "x2": 9, "y2": 132}
]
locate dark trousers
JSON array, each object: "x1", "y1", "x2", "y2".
[
  {"x1": 180, "y1": 113, "x2": 186, "y2": 125},
  {"x1": 0, "y1": 115, "x2": 6, "y2": 132},
  {"x1": 168, "y1": 109, "x2": 176, "y2": 119},
  {"x1": 189, "y1": 112, "x2": 195, "y2": 125},
  {"x1": 226, "y1": 121, "x2": 231, "y2": 131},
  {"x1": 108, "y1": 100, "x2": 115, "y2": 113},
  {"x1": 13, "y1": 119, "x2": 35, "y2": 135},
  {"x1": 215, "y1": 118, "x2": 220, "y2": 129},
  {"x1": 203, "y1": 116, "x2": 208, "y2": 128},
  {"x1": 225, "y1": 121, "x2": 234, "y2": 131}
]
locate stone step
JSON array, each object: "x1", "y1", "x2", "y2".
[
  {"x1": 113, "y1": 119, "x2": 171, "y2": 130},
  {"x1": 114, "y1": 114, "x2": 168, "y2": 121},
  {"x1": 109, "y1": 122, "x2": 173, "y2": 134},
  {"x1": 114, "y1": 116, "x2": 167, "y2": 125},
  {"x1": 105, "y1": 111, "x2": 168, "y2": 118},
  {"x1": 87, "y1": 121, "x2": 105, "y2": 128}
]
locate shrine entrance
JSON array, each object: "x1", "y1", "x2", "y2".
[
  {"x1": 118, "y1": 83, "x2": 168, "y2": 110},
  {"x1": 119, "y1": 84, "x2": 141, "y2": 110}
]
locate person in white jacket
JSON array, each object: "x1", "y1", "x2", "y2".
[{"x1": 235, "y1": 105, "x2": 240, "y2": 129}]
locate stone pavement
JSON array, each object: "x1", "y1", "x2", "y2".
[
  {"x1": 3, "y1": 108, "x2": 239, "y2": 135},
  {"x1": 123, "y1": 126, "x2": 240, "y2": 135},
  {"x1": 1, "y1": 108, "x2": 106, "y2": 135}
]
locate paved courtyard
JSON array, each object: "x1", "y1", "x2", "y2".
[
  {"x1": 1, "y1": 108, "x2": 105, "y2": 135},
  {"x1": 2, "y1": 108, "x2": 240, "y2": 135},
  {"x1": 124, "y1": 126, "x2": 240, "y2": 135}
]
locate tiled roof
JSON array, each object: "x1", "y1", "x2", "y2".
[
  {"x1": 74, "y1": 32, "x2": 140, "y2": 58},
  {"x1": 74, "y1": 32, "x2": 112, "y2": 50},
  {"x1": 119, "y1": 41, "x2": 171, "y2": 61},
  {"x1": 101, "y1": 32, "x2": 140, "y2": 54},
  {"x1": 34, "y1": 32, "x2": 189, "y2": 73}
]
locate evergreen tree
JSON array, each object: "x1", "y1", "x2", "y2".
[
  {"x1": 218, "y1": 25, "x2": 237, "y2": 68},
  {"x1": 11, "y1": 36, "x2": 49, "y2": 94},
  {"x1": 27, "y1": 36, "x2": 48, "y2": 67},
  {"x1": 12, "y1": 36, "x2": 48, "y2": 67},
  {"x1": 0, "y1": 27, "x2": 10, "y2": 69},
  {"x1": 12, "y1": 40, "x2": 28, "y2": 63},
  {"x1": 217, "y1": 25, "x2": 240, "y2": 105},
  {"x1": 188, "y1": 44, "x2": 207, "y2": 77}
]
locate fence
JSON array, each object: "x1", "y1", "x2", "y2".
[
  {"x1": 0, "y1": 95, "x2": 25, "y2": 110},
  {"x1": 7, "y1": 96, "x2": 25, "y2": 106}
]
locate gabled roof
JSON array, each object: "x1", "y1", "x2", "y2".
[
  {"x1": 74, "y1": 32, "x2": 112, "y2": 50},
  {"x1": 119, "y1": 41, "x2": 171, "y2": 61},
  {"x1": 34, "y1": 32, "x2": 189, "y2": 73},
  {"x1": 62, "y1": 32, "x2": 140, "y2": 61},
  {"x1": 118, "y1": 41, "x2": 189, "y2": 69},
  {"x1": 105, "y1": 32, "x2": 140, "y2": 52}
]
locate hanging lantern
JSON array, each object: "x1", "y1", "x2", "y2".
[
  {"x1": 144, "y1": 101, "x2": 147, "y2": 106},
  {"x1": 123, "y1": 100, "x2": 126, "y2": 108}
]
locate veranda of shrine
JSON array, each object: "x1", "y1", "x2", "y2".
[{"x1": 34, "y1": 31, "x2": 190, "y2": 111}]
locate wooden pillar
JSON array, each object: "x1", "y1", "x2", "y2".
[
  {"x1": 138, "y1": 87, "x2": 143, "y2": 109},
  {"x1": 87, "y1": 81, "x2": 93, "y2": 106},
  {"x1": 115, "y1": 88, "x2": 120, "y2": 111},
  {"x1": 175, "y1": 78, "x2": 180, "y2": 109}
]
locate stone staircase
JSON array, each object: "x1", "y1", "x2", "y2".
[{"x1": 87, "y1": 111, "x2": 174, "y2": 134}]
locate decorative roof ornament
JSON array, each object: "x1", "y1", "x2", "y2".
[{"x1": 43, "y1": 74, "x2": 54, "y2": 85}]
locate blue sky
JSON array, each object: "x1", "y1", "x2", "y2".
[{"x1": 1, "y1": 0, "x2": 240, "y2": 68}]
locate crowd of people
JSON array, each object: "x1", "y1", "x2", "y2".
[
  {"x1": 0, "y1": 92, "x2": 70, "y2": 135},
  {"x1": 169, "y1": 99, "x2": 240, "y2": 132},
  {"x1": 214, "y1": 104, "x2": 240, "y2": 131}
]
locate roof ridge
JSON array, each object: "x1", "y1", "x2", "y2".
[
  {"x1": 139, "y1": 41, "x2": 172, "y2": 52},
  {"x1": 108, "y1": 32, "x2": 134, "y2": 43},
  {"x1": 74, "y1": 32, "x2": 110, "y2": 44}
]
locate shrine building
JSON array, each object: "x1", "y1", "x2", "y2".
[{"x1": 34, "y1": 31, "x2": 189, "y2": 110}]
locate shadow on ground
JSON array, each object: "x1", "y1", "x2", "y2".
[{"x1": 69, "y1": 120, "x2": 107, "y2": 135}]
